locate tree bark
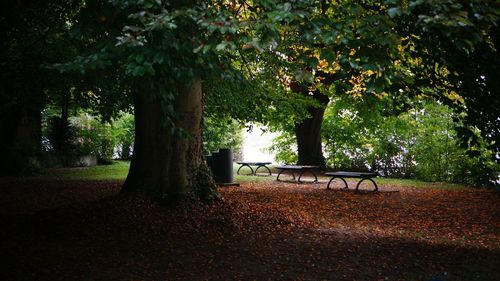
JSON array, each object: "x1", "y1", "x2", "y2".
[
  {"x1": 0, "y1": 95, "x2": 42, "y2": 175},
  {"x1": 122, "y1": 79, "x2": 205, "y2": 202},
  {"x1": 292, "y1": 85, "x2": 329, "y2": 168}
]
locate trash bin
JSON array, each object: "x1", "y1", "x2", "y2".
[
  {"x1": 218, "y1": 148, "x2": 233, "y2": 183},
  {"x1": 206, "y1": 148, "x2": 237, "y2": 185}
]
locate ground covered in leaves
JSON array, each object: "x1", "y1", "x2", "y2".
[{"x1": 1, "y1": 177, "x2": 499, "y2": 280}]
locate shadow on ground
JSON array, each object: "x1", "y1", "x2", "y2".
[{"x1": 1, "y1": 179, "x2": 499, "y2": 280}]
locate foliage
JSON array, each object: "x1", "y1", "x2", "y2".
[
  {"x1": 411, "y1": 103, "x2": 460, "y2": 182},
  {"x1": 113, "y1": 112, "x2": 135, "y2": 160},
  {"x1": 388, "y1": 0, "x2": 500, "y2": 156},
  {"x1": 370, "y1": 115, "x2": 416, "y2": 177},
  {"x1": 29, "y1": 0, "x2": 496, "y2": 190},
  {"x1": 320, "y1": 98, "x2": 500, "y2": 186},
  {"x1": 41, "y1": 101, "x2": 133, "y2": 165},
  {"x1": 68, "y1": 113, "x2": 116, "y2": 163},
  {"x1": 238, "y1": 0, "x2": 497, "y2": 172},
  {"x1": 267, "y1": 130, "x2": 298, "y2": 164},
  {"x1": 0, "y1": 0, "x2": 84, "y2": 174},
  {"x1": 203, "y1": 116, "x2": 243, "y2": 159},
  {"x1": 321, "y1": 96, "x2": 381, "y2": 171},
  {"x1": 0, "y1": 0, "x2": 83, "y2": 100},
  {"x1": 55, "y1": 0, "x2": 301, "y2": 130},
  {"x1": 264, "y1": 0, "x2": 499, "y2": 167},
  {"x1": 189, "y1": 162, "x2": 220, "y2": 204},
  {"x1": 67, "y1": 111, "x2": 136, "y2": 163}
]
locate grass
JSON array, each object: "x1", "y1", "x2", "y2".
[
  {"x1": 41, "y1": 160, "x2": 130, "y2": 181},
  {"x1": 37, "y1": 161, "x2": 473, "y2": 190},
  {"x1": 376, "y1": 177, "x2": 469, "y2": 190}
]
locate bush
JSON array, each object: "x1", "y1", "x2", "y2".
[
  {"x1": 318, "y1": 99, "x2": 500, "y2": 186},
  {"x1": 42, "y1": 109, "x2": 135, "y2": 166},
  {"x1": 267, "y1": 131, "x2": 298, "y2": 164},
  {"x1": 113, "y1": 112, "x2": 135, "y2": 160},
  {"x1": 69, "y1": 113, "x2": 116, "y2": 163}
]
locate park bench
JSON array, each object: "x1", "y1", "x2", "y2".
[
  {"x1": 276, "y1": 165, "x2": 319, "y2": 183},
  {"x1": 325, "y1": 171, "x2": 379, "y2": 192},
  {"x1": 236, "y1": 161, "x2": 272, "y2": 176}
]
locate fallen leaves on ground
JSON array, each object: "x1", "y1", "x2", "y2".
[{"x1": 0, "y1": 178, "x2": 499, "y2": 280}]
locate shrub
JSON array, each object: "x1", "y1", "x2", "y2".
[
  {"x1": 69, "y1": 113, "x2": 116, "y2": 163},
  {"x1": 113, "y1": 112, "x2": 135, "y2": 160}
]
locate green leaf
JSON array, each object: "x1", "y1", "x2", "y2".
[
  {"x1": 215, "y1": 42, "x2": 227, "y2": 51},
  {"x1": 135, "y1": 54, "x2": 145, "y2": 63},
  {"x1": 387, "y1": 7, "x2": 401, "y2": 18},
  {"x1": 409, "y1": 0, "x2": 425, "y2": 9},
  {"x1": 202, "y1": 45, "x2": 212, "y2": 54},
  {"x1": 320, "y1": 50, "x2": 336, "y2": 63},
  {"x1": 193, "y1": 45, "x2": 204, "y2": 53}
]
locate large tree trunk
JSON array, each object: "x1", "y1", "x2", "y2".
[
  {"x1": 122, "y1": 79, "x2": 206, "y2": 202},
  {"x1": 292, "y1": 86, "x2": 329, "y2": 168},
  {"x1": 0, "y1": 94, "x2": 42, "y2": 175}
]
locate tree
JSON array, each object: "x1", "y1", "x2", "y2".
[
  {"x1": 59, "y1": 0, "x2": 300, "y2": 201},
  {"x1": 262, "y1": 1, "x2": 408, "y2": 167},
  {"x1": 52, "y1": 0, "x2": 498, "y2": 201},
  {"x1": 387, "y1": 0, "x2": 500, "y2": 158},
  {"x1": 0, "y1": 0, "x2": 82, "y2": 175},
  {"x1": 290, "y1": 81, "x2": 329, "y2": 167},
  {"x1": 267, "y1": 0, "x2": 499, "y2": 172}
]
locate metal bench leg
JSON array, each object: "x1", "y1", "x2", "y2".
[
  {"x1": 237, "y1": 164, "x2": 254, "y2": 176},
  {"x1": 297, "y1": 170, "x2": 304, "y2": 183},
  {"x1": 277, "y1": 170, "x2": 295, "y2": 182},
  {"x1": 276, "y1": 170, "x2": 284, "y2": 181},
  {"x1": 327, "y1": 177, "x2": 348, "y2": 190},
  {"x1": 355, "y1": 178, "x2": 378, "y2": 192},
  {"x1": 298, "y1": 171, "x2": 317, "y2": 183},
  {"x1": 254, "y1": 165, "x2": 271, "y2": 176}
]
